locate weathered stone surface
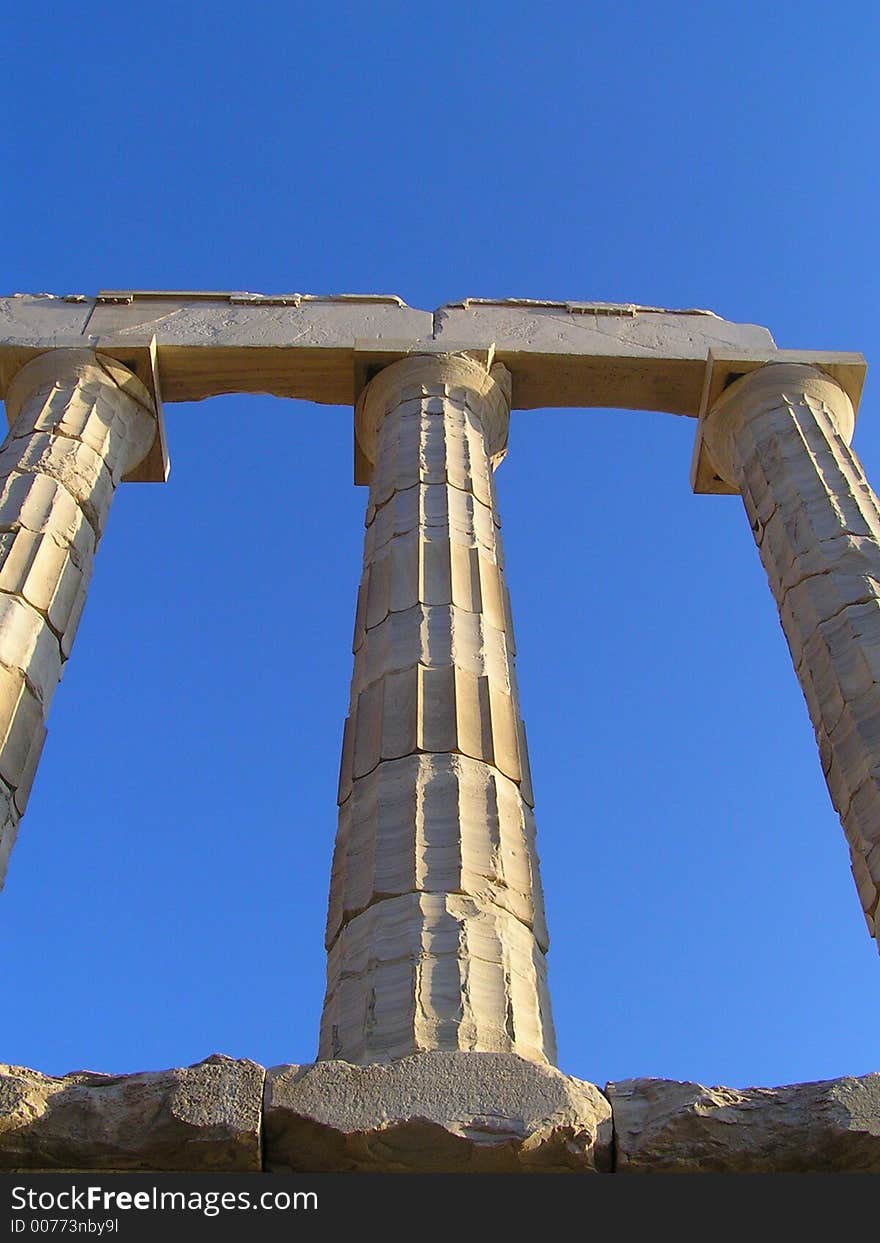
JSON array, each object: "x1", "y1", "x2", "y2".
[
  {"x1": 264, "y1": 1053, "x2": 612, "y2": 1173},
  {"x1": 435, "y1": 298, "x2": 775, "y2": 358},
  {"x1": 4, "y1": 1054, "x2": 878, "y2": 1173},
  {"x1": 698, "y1": 363, "x2": 880, "y2": 948},
  {"x1": 0, "y1": 351, "x2": 159, "y2": 888},
  {"x1": 0, "y1": 1055, "x2": 264, "y2": 1171},
  {"x1": 608, "y1": 1074, "x2": 880, "y2": 1173},
  {"x1": 0, "y1": 780, "x2": 20, "y2": 887},
  {"x1": 323, "y1": 354, "x2": 554, "y2": 1065},
  {"x1": 0, "y1": 292, "x2": 786, "y2": 420},
  {"x1": 326, "y1": 753, "x2": 547, "y2": 947},
  {"x1": 321, "y1": 894, "x2": 555, "y2": 1066}
]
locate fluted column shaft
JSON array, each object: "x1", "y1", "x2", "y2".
[
  {"x1": 0, "y1": 350, "x2": 159, "y2": 886},
  {"x1": 320, "y1": 353, "x2": 556, "y2": 1064},
  {"x1": 700, "y1": 362, "x2": 880, "y2": 948}
]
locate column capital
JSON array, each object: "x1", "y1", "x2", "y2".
[
  {"x1": 354, "y1": 353, "x2": 512, "y2": 480},
  {"x1": 4, "y1": 348, "x2": 168, "y2": 484},
  {"x1": 694, "y1": 361, "x2": 856, "y2": 493}
]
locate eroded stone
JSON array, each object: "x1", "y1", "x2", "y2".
[
  {"x1": 0, "y1": 351, "x2": 158, "y2": 888},
  {"x1": 324, "y1": 354, "x2": 553, "y2": 1064},
  {"x1": 699, "y1": 364, "x2": 880, "y2": 946},
  {"x1": 0, "y1": 1055, "x2": 264, "y2": 1172},
  {"x1": 264, "y1": 1053, "x2": 612, "y2": 1173},
  {"x1": 608, "y1": 1074, "x2": 880, "y2": 1173}
]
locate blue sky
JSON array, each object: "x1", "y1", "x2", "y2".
[{"x1": 2, "y1": 1, "x2": 879, "y2": 1090}]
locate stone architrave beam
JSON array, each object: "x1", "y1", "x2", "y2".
[{"x1": 0, "y1": 291, "x2": 778, "y2": 418}]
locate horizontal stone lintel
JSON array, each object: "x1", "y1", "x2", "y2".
[{"x1": 0, "y1": 292, "x2": 797, "y2": 417}]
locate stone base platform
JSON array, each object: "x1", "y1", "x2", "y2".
[
  {"x1": 0, "y1": 1053, "x2": 878, "y2": 1173},
  {"x1": 264, "y1": 1054, "x2": 611, "y2": 1172}
]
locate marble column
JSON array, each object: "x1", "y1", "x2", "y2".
[
  {"x1": 320, "y1": 353, "x2": 557, "y2": 1064},
  {"x1": 0, "y1": 349, "x2": 160, "y2": 886},
  {"x1": 699, "y1": 362, "x2": 880, "y2": 949}
]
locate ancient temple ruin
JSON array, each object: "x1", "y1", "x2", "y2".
[{"x1": 0, "y1": 293, "x2": 877, "y2": 1172}]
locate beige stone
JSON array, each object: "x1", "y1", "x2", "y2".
[
  {"x1": 0, "y1": 664, "x2": 46, "y2": 795},
  {"x1": 343, "y1": 663, "x2": 528, "y2": 780},
  {"x1": 264, "y1": 1054, "x2": 612, "y2": 1173},
  {"x1": 351, "y1": 604, "x2": 513, "y2": 694},
  {"x1": 0, "y1": 1055, "x2": 263, "y2": 1172},
  {"x1": 6, "y1": 1053, "x2": 879, "y2": 1174},
  {"x1": 698, "y1": 363, "x2": 880, "y2": 945},
  {"x1": 322, "y1": 353, "x2": 554, "y2": 1065},
  {"x1": 0, "y1": 293, "x2": 782, "y2": 425},
  {"x1": 326, "y1": 753, "x2": 547, "y2": 948},
  {"x1": 0, "y1": 526, "x2": 90, "y2": 642},
  {"x1": 0, "y1": 350, "x2": 160, "y2": 888},
  {"x1": 0, "y1": 780, "x2": 20, "y2": 885},
  {"x1": 0, "y1": 595, "x2": 62, "y2": 705},
  {"x1": 320, "y1": 892, "x2": 555, "y2": 1065},
  {"x1": 608, "y1": 1074, "x2": 880, "y2": 1173},
  {"x1": 2, "y1": 296, "x2": 877, "y2": 1143}
]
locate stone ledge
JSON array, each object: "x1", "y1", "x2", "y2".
[
  {"x1": 263, "y1": 1053, "x2": 612, "y2": 1173},
  {"x1": 608, "y1": 1074, "x2": 880, "y2": 1173},
  {"x1": 0, "y1": 1055, "x2": 264, "y2": 1172},
  {"x1": 2, "y1": 1056, "x2": 879, "y2": 1173}
]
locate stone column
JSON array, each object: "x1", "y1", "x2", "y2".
[
  {"x1": 698, "y1": 362, "x2": 880, "y2": 950},
  {"x1": 0, "y1": 349, "x2": 160, "y2": 886},
  {"x1": 320, "y1": 353, "x2": 556, "y2": 1065}
]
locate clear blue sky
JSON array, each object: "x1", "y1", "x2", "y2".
[{"x1": 3, "y1": 1, "x2": 879, "y2": 1091}]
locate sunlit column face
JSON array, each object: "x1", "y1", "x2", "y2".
[
  {"x1": 700, "y1": 363, "x2": 879, "y2": 947},
  {"x1": 320, "y1": 355, "x2": 556, "y2": 1065}
]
